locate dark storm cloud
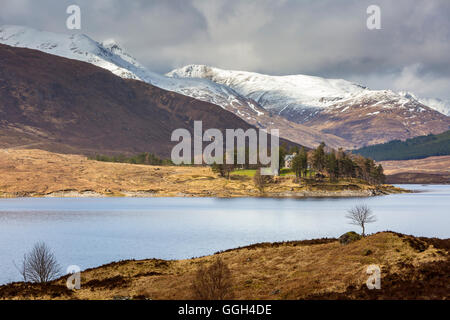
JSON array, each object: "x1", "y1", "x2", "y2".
[{"x1": 0, "y1": 0, "x2": 449, "y2": 98}]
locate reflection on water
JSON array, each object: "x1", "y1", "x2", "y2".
[{"x1": 0, "y1": 184, "x2": 448, "y2": 284}]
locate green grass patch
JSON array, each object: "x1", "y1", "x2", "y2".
[
  {"x1": 280, "y1": 168, "x2": 294, "y2": 176},
  {"x1": 231, "y1": 169, "x2": 257, "y2": 177},
  {"x1": 230, "y1": 168, "x2": 318, "y2": 177}
]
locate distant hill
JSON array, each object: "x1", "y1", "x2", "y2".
[{"x1": 353, "y1": 130, "x2": 450, "y2": 161}]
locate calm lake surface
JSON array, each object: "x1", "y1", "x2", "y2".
[{"x1": 0, "y1": 184, "x2": 449, "y2": 285}]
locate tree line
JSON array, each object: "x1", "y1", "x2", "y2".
[
  {"x1": 285, "y1": 143, "x2": 386, "y2": 185},
  {"x1": 89, "y1": 152, "x2": 173, "y2": 166},
  {"x1": 353, "y1": 130, "x2": 450, "y2": 161}
]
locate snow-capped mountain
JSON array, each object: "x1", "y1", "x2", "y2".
[
  {"x1": 0, "y1": 25, "x2": 261, "y2": 118},
  {"x1": 0, "y1": 25, "x2": 355, "y2": 149},
  {"x1": 2, "y1": 25, "x2": 447, "y2": 148},
  {"x1": 168, "y1": 64, "x2": 368, "y2": 121},
  {"x1": 168, "y1": 65, "x2": 450, "y2": 146},
  {"x1": 167, "y1": 65, "x2": 448, "y2": 122}
]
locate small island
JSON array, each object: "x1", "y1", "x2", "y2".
[{"x1": 0, "y1": 147, "x2": 407, "y2": 199}]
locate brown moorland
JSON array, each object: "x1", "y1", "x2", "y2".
[
  {"x1": 0, "y1": 149, "x2": 405, "y2": 198},
  {"x1": 0, "y1": 232, "x2": 448, "y2": 300},
  {"x1": 380, "y1": 156, "x2": 450, "y2": 184}
]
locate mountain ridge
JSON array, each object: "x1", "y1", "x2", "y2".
[
  {"x1": 169, "y1": 64, "x2": 450, "y2": 147},
  {"x1": 2, "y1": 25, "x2": 449, "y2": 149},
  {"x1": 0, "y1": 25, "x2": 351, "y2": 149}
]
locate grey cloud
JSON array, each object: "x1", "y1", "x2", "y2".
[{"x1": 0, "y1": 0, "x2": 448, "y2": 99}]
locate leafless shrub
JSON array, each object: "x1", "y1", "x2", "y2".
[
  {"x1": 253, "y1": 168, "x2": 272, "y2": 193},
  {"x1": 15, "y1": 242, "x2": 61, "y2": 283},
  {"x1": 346, "y1": 204, "x2": 377, "y2": 237},
  {"x1": 191, "y1": 257, "x2": 233, "y2": 300}
]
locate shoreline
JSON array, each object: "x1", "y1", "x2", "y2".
[{"x1": 0, "y1": 185, "x2": 410, "y2": 199}]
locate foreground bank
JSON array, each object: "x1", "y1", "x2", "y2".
[
  {"x1": 1, "y1": 232, "x2": 448, "y2": 300},
  {"x1": 0, "y1": 149, "x2": 406, "y2": 198}
]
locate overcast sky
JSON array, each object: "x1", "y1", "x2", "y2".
[{"x1": 1, "y1": 0, "x2": 449, "y2": 99}]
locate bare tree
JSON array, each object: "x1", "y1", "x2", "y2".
[
  {"x1": 253, "y1": 168, "x2": 272, "y2": 193},
  {"x1": 191, "y1": 257, "x2": 233, "y2": 300},
  {"x1": 16, "y1": 242, "x2": 61, "y2": 283},
  {"x1": 346, "y1": 204, "x2": 377, "y2": 237}
]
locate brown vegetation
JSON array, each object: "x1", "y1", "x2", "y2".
[
  {"x1": 380, "y1": 156, "x2": 450, "y2": 184},
  {"x1": 191, "y1": 257, "x2": 234, "y2": 300},
  {"x1": 0, "y1": 232, "x2": 447, "y2": 300},
  {"x1": 0, "y1": 149, "x2": 404, "y2": 198},
  {"x1": 253, "y1": 169, "x2": 272, "y2": 193}
]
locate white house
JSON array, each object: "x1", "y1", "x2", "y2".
[{"x1": 284, "y1": 153, "x2": 297, "y2": 168}]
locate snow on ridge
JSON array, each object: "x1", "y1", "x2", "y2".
[
  {"x1": 0, "y1": 25, "x2": 151, "y2": 82},
  {"x1": 168, "y1": 64, "x2": 448, "y2": 120},
  {"x1": 2, "y1": 25, "x2": 447, "y2": 126},
  {"x1": 168, "y1": 64, "x2": 374, "y2": 112},
  {"x1": 0, "y1": 25, "x2": 259, "y2": 115}
]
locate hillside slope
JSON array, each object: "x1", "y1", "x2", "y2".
[
  {"x1": 353, "y1": 130, "x2": 450, "y2": 161},
  {"x1": 0, "y1": 44, "x2": 270, "y2": 157},
  {"x1": 399, "y1": 92, "x2": 450, "y2": 117}
]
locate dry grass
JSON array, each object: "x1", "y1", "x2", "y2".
[
  {"x1": 0, "y1": 149, "x2": 403, "y2": 198},
  {"x1": 1, "y1": 232, "x2": 446, "y2": 300},
  {"x1": 380, "y1": 156, "x2": 450, "y2": 175}
]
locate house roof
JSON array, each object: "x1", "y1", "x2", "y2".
[{"x1": 284, "y1": 154, "x2": 295, "y2": 161}]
